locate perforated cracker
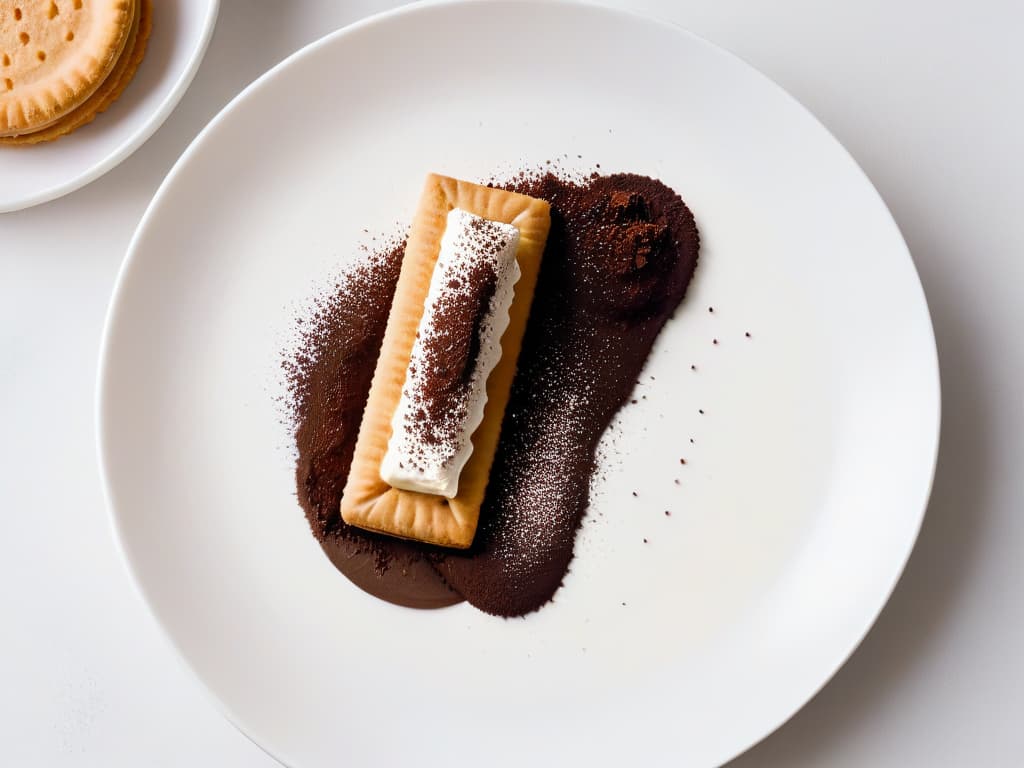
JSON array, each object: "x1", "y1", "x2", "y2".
[
  {"x1": 1, "y1": 0, "x2": 149, "y2": 144},
  {"x1": 0, "y1": 0, "x2": 135, "y2": 138}
]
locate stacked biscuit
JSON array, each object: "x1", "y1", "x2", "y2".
[{"x1": 0, "y1": 0, "x2": 151, "y2": 144}]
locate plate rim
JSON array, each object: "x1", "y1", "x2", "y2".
[
  {"x1": 96, "y1": 1, "x2": 942, "y2": 766},
  {"x1": 0, "y1": 0, "x2": 221, "y2": 214}
]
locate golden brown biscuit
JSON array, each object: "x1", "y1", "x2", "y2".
[
  {"x1": 1, "y1": 0, "x2": 150, "y2": 145},
  {"x1": 0, "y1": 0, "x2": 135, "y2": 137},
  {"x1": 341, "y1": 174, "x2": 551, "y2": 548}
]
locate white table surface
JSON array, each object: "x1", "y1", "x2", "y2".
[{"x1": 2, "y1": 0, "x2": 1021, "y2": 765}]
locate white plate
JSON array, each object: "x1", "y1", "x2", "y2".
[
  {"x1": 0, "y1": 0, "x2": 218, "y2": 213},
  {"x1": 98, "y1": 2, "x2": 940, "y2": 766}
]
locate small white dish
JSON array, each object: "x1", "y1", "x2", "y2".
[
  {"x1": 98, "y1": 2, "x2": 940, "y2": 766},
  {"x1": 0, "y1": 0, "x2": 219, "y2": 213}
]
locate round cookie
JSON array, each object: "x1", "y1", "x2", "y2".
[
  {"x1": 0, "y1": 0, "x2": 136, "y2": 137},
  {"x1": 1, "y1": 0, "x2": 150, "y2": 145}
]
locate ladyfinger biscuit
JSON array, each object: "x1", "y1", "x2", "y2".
[{"x1": 341, "y1": 174, "x2": 550, "y2": 548}]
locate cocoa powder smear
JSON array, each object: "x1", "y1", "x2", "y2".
[{"x1": 284, "y1": 172, "x2": 700, "y2": 616}]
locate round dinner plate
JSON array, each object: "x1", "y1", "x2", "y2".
[
  {"x1": 98, "y1": 2, "x2": 940, "y2": 766},
  {"x1": 0, "y1": 0, "x2": 219, "y2": 213}
]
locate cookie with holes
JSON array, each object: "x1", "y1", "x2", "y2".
[
  {"x1": 0, "y1": 0, "x2": 150, "y2": 143},
  {"x1": 2, "y1": 0, "x2": 151, "y2": 144}
]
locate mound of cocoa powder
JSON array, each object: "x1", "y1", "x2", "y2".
[{"x1": 284, "y1": 172, "x2": 699, "y2": 616}]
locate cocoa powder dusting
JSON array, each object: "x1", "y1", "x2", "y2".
[
  {"x1": 433, "y1": 173, "x2": 699, "y2": 615},
  {"x1": 284, "y1": 245, "x2": 460, "y2": 609},
  {"x1": 408, "y1": 258, "x2": 497, "y2": 462},
  {"x1": 285, "y1": 171, "x2": 699, "y2": 616}
]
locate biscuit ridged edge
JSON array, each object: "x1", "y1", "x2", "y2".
[
  {"x1": 0, "y1": 0, "x2": 135, "y2": 136},
  {"x1": 340, "y1": 175, "x2": 551, "y2": 548},
  {"x1": 2, "y1": 0, "x2": 151, "y2": 145}
]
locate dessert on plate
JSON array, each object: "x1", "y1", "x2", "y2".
[{"x1": 285, "y1": 168, "x2": 700, "y2": 616}]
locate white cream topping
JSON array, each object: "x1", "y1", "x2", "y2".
[{"x1": 380, "y1": 208, "x2": 521, "y2": 497}]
